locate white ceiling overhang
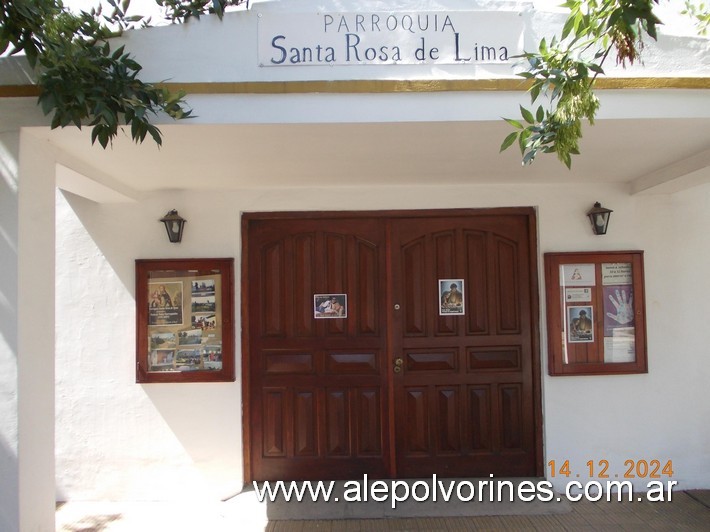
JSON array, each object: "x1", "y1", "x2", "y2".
[
  {"x1": 2, "y1": 0, "x2": 709, "y2": 200},
  {"x1": 19, "y1": 85, "x2": 708, "y2": 199}
]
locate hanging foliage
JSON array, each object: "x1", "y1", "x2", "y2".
[
  {"x1": 501, "y1": 0, "x2": 664, "y2": 168},
  {"x1": 0, "y1": 0, "x2": 245, "y2": 147}
]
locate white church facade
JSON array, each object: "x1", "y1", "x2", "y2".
[{"x1": 1, "y1": 1, "x2": 709, "y2": 530}]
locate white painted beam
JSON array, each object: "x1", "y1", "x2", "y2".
[
  {"x1": 631, "y1": 147, "x2": 710, "y2": 195},
  {"x1": 55, "y1": 164, "x2": 138, "y2": 204}
]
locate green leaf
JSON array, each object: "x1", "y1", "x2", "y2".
[
  {"x1": 539, "y1": 37, "x2": 547, "y2": 54},
  {"x1": 646, "y1": 21, "x2": 658, "y2": 40},
  {"x1": 518, "y1": 129, "x2": 531, "y2": 155},
  {"x1": 562, "y1": 152, "x2": 572, "y2": 169},
  {"x1": 608, "y1": 8, "x2": 622, "y2": 28},
  {"x1": 520, "y1": 105, "x2": 535, "y2": 124},
  {"x1": 99, "y1": 130, "x2": 110, "y2": 149},
  {"x1": 212, "y1": 0, "x2": 225, "y2": 19},
  {"x1": 536, "y1": 105, "x2": 545, "y2": 122},
  {"x1": 112, "y1": 45, "x2": 126, "y2": 60},
  {"x1": 551, "y1": 84, "x2": 562, "y2": 100},
  {"x1": 562, "y1": 16, "x2": 576, "y2": 40},
  {"x1": 504, "y1": 118, "x2": 524, "y2": 129},
  {"x1": 500, "y1": 132, "x2": 518, "y2": 152},
  {"x1": 147, "y1": 124, "x2": 162, "y2": 146},
  {"x1": 39, "y1": 93, "x2": 56, "y2": 115},
  {"x1": 522, "y1": 149, "x2": 536, "y2": 165},
  {"x1": 530, "y1": 83, "x2": 541, "y2": 102},
  {"x1": 588, "y1": 63, "x2": 604, "y2": 74}
]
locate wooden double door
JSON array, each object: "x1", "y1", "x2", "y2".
[{"x1": 244, "y1": 209, "x2": 541, "y2": 481}]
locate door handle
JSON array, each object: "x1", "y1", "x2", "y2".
[{"x1": 393, "y1": 357, "x2": 403, "y2": 373}]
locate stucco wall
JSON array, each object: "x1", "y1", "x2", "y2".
[
  {"x1": 54, "y1": 180, "x2": 710, "y2": 500},
  {"x1": 544, "y1": 189, "x2": 710, "y2": 491},
  {"x1": 55, "y1": 190, "x2": 244, "y2": 501}
]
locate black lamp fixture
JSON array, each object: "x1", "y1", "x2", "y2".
[
  {"x1": 160, "y1": 209, "x2": 186, "y2": 243},
  {"x1": 587, "y1": 202, "x2": 613, "y2": 235}
]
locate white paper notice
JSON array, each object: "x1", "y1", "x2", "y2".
[
  {"x1": 565, "y1": 287, "x2": 592, "y2": 302},
  {"x1": 603, "y1": 327, "x2": 635, "y2": 363},
  {"x1": 602, "y1": 263, "x2": 632, "y2": 285}
]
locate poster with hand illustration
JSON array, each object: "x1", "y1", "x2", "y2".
[{"x1": 603, "y1": 285, "x2": 634, "y2": 336}]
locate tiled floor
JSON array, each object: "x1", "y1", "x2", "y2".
[{"x1": 57, "y1": 490, "x2": 710, "y2": 531}]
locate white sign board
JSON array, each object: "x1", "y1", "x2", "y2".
[{"x1": 257, "y1": 11, "x2": 524, "y2": 66}]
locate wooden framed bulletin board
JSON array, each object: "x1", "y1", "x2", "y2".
[
  {"x1": 544, "y1": 251, "x2": 647, "y2": 376},
  {"x1": 136, "y1": 258, "x2": 235, "y2": 383}
]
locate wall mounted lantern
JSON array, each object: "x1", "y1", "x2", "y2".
[
  {"x1": 160, "y1": 209, "x2": 186, "y2": 243},
  {"x1": 587, "y1": 202, "x2": 613, "y2": 235}
]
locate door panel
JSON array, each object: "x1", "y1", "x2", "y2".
[
  {"x1": 464, "y1": 231, "x2": 489, "y2": 334},
  {"x1": 390, "y1": 215, "x2": 537, "y2": 478},
  {"x1": 246, "y1": 211, "x2": 539, "y2": 481},
  {"x1": 248, "y1": 218, "x2": 389, "y2": 481}
]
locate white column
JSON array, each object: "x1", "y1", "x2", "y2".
[
  {"x1": 18, "y1": 130, "x2": 57, "y2": 531},
  {"x1": 0, "y1": 126, "x2": 20, "y2": 532}
]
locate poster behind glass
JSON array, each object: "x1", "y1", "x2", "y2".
[
  {"x1": 601, "y1": 262, "x2": 635, "y2": 363},
  {"x1": 148, "y1": 273, "x2": 223, "y2": 373},
  {"x1": 559, "y1": 262, "x2": 636, "y2": 364}
]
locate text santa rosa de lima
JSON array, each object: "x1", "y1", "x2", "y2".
[{"x1": 258, "y1": 12, "x2": 524, "y2": 66}]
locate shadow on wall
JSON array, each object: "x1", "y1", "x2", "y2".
[
  {"x1": 58, "y1": 190, "x2": 143, "y2": 294},
  {"x1": 55, "y1": 502, "x2": 123, "y2": 531},
  {"x1": 0, "y1": 437, "x2": 18, "y2": 532},
  {"x1": 56, "y1": 190, "x2": 243, "y2": 500},
  {"x1": 0, "y1": 134, "x2": 19, "y2": 532},
  {"x1": 0, "y1": 136, "x2": 18, "y2": 356}
]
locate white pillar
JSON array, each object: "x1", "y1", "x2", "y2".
[
  {"x1": 18, "y1": 130, "x2": 57, "y2": 531},
  {"x1": 0, "y1": 123, "x2": 20, "y2": 532}
]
